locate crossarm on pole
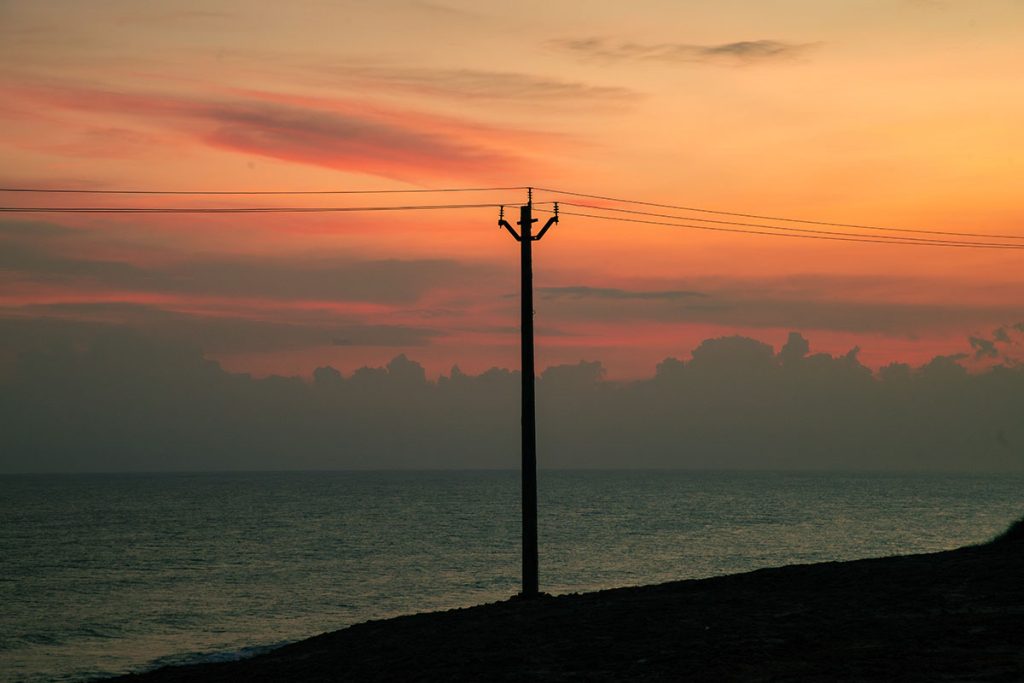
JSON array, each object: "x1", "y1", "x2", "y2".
[
  {"x1": 533, "y1": 215, "x2": 557, "y2": 241},
  {"x1": 500, "y1": 218, "x2": 522, "y2": 241}
]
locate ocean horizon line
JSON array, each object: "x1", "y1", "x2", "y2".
[{"x1": 4, "y1": 466, "x2": 1024, "y2": 477}]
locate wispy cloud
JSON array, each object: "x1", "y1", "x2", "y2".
[
  {"x1": 2, "y1": 302, "x2": 441, "y2": 354},
  {"x1": 113, "y1": 9, "x2": 234, "y2": 26},
  {"x1": 539, "y1": 286, "x2": 705, "y2": 300},
  {"x1": 313, "y1": 64, "x2": 636, "y2": 105},
  {"x1": 198, "y1": 100, "x2": 509, "y2": 181},
  {"x1": 535, "y1": 279, "x2": 1023, "y2": 335},
  {"x1": 0, "y1": 220, "x2": 76, "y2": 238},
  {"x1": 6, "y1": 79, "x2": 543, "y2": 182},
  {"x1": 552, "y1": 37, "x2": 815, "y2": 66},
  {"x1": 1, "y1": 231, "x2": 494, "y2": 305}
]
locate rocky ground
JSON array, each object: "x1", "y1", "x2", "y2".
[{"x1": 106, "y1": 520, "x2": 1024, "y2": 682}]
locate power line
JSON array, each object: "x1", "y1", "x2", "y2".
[
  {"x1": 538, "y1": 208, "x2": 1024, "y2": 250},
  {"x1": 12, "y1": 182, "x2": 1020, "y2": 242},
  {"x1": 5, "y1": 183, "x2": 1022, "y2": 248},
  {"x1": 0, "y1": 186, "x2": 527, "y2": 196},
  {"x1": 535, "y1": 186, "x2": 1024, "y2": 242},
  {"x1": 0, "y1": 203, "x2": 507, "y2": 214},
  {"x1": 556, "y1": 201, "x2": 1024, "y2": 245}
]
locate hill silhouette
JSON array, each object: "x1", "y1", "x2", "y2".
[{"x1": 104, "y1": 517, "x2": 1024, "y2": 682}]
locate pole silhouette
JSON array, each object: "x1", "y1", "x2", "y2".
[{"x1": 500, "y1": 189, "x2": 558, "y2": 597}]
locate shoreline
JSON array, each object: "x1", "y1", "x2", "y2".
[{"x1": 104, "y1": 519, "x2": 1024, "y2": 682}]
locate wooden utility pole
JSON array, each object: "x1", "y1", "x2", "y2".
[{"x1": 500, "y1": 189, "x2": 558, "y2": 598}]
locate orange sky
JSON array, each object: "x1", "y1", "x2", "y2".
[{"x1": 2, "y1": 0, "x2": 1023, "y2": 379}]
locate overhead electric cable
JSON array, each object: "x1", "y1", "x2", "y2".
[
  {"x1": 538, "y1": 208, "x2": 1024, "y2": 250},
  {"x1": 0, "y1": 186, "x2": 527, "y2": 196},
  {"x1": 556, "y1": 202, "x2": 1024, "y2": 245},
  {"x1": 7, "y1": 182, "x2": 1023, "y2": 247},
  {"x1": 0, "y1": 203, "x2": 507, "y2": 214},
  {"x1": 535, "y1": 187, "x2": 1024, "y2": 241}
]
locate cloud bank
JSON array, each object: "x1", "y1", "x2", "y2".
[{"x1": 2, "y1": 329, "x2": 1021, "y2": 473}]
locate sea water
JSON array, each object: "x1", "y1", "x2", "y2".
[{"x1": 1, "y1": 470, "x2": 1021, "y2": 682}]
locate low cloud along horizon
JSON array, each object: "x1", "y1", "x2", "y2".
[{"x1": 2, "y1": 324, "x2": 1022, "y2": 474}]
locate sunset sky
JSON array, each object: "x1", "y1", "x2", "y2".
[{"x1": 2, "y1": 0, "x2": 1023, "y2": 379}]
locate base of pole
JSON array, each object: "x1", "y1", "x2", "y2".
[{"x1": 510, "y1": 591, "x2": 552, "y2": 601}]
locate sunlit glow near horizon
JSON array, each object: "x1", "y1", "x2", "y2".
[{"x1": 2, "y1": 0, "x2": 1023, "y2": 380}]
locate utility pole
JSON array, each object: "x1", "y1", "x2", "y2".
[{"x1": 500, "y1": 188, "x2": 558, "y2": 598}]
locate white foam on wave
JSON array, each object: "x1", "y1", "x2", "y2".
[{"x1": 144, "y1": 640, "x2": 292, "y2": 670}]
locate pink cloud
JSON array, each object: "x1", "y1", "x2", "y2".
[{"x1": 7, "y1": 79, "x2": 542, "y2": 182}]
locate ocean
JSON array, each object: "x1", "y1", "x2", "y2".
[{"x1": 1, "y1": 470, "x2": 1022, "y2": 682}]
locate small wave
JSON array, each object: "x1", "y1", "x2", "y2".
[
  {"x1": 144, "y1": 640, "x2": 291, "y2": 670},
  {"x1": 17, "y1": 632, "x2": 64, "y2": 646},
  {"x1": 76, "y1": 625, "x2": 124, "y2": 639},
  {"x1": 7, "y1": 625, "x2": 125, "y2": 650}
]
